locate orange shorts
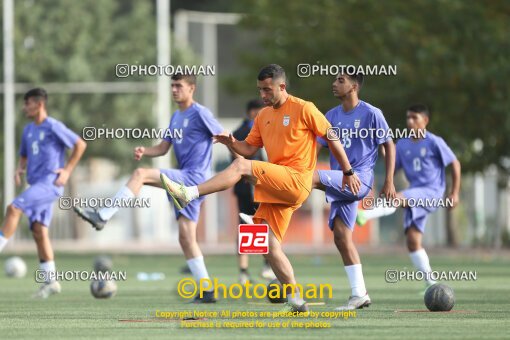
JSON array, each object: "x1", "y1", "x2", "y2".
[{"x1": 251, "y1": 160, "x2": 310, "y2": 242}]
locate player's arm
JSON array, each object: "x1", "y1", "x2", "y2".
[
  {"x1": 14, "y1": 157, "x2": 27, "y2": 186},
  {"x1": 316, "y1": 142, "x2": 323, "y2": 154},
  {"x1": 326, "y1": 139, "x2": 361, "y2": 195},
  {"x1": 380, "y1": 140, "x2": 396, "y2": 199},
  {"x1": 447, "y1": 159, "x2": 461, "y2": 209},
  {"x1": 134, "y1": 140, "x2": 171, "y2": 161},
  {"x1": 213, "y1": 133, "x2": 260, "y2": 158},
  {"x1": 55, "y1": 138, "x2": 87, "y2": 186}
]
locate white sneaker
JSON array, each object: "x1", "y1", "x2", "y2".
[
  {"x1": 335, "y1": 294, "x2": 371, "y2": 311},
  {"x1": 239, "y1": 213, "x2": 254, "y2": 224},
  {"x1": 239, "y1": 272, "x2": 251, "y2": 285},
  {"x1": 260, "y1": 264, "x2": 277, "y2": 280},
  {"x1": 32, "y1": 281, "x2": 61, "y2": 299}
]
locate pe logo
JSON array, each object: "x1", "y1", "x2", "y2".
[{"x1": 238, "y1": 224, "x2": 269, "y2": 254}]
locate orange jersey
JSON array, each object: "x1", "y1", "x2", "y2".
[{"x1": 245, "y1": 95, "x2": 331, "y2": 191}]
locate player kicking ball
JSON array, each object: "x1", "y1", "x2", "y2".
[
  {"x1": 313, "y1": 73, "x2": 396, "y2": 310},
  {"x1": 161, "y1": 64, "x2": 361, "y2": 312},
  {"x1": 232, "y1": 100, "x2": 276, "y2": 284},
  {"x1": 74, "y1": 74, "x2": 224, "y2": 303},
  {"x1": 0, "y1": 88, "x2": 87, "y2": 298},
  {"x1": 356, "y1": 104, "x2": 461, "y2": 291}
]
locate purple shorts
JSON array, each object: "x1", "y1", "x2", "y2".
[
  {"x1": 160, "y1": 168, "x2": 206, "y2": 222},
  {"x1": 318, "y1": 170, "x2": 373, "y2": 230},
  {"x1": 12, "y1": 181, "x2": 62, "y2": 228},
  {"x1": 402, "y1": 186, "x2": 445, "y2": 233}
]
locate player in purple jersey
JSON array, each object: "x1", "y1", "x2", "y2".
[
  {"x1": 0, "y1": 88, "x2": 87, "y2": 298},
  {"x1": 312, "y1": 73, "x2": 396, "y2": 310},
  {"x1": 74, "y1": 74, "x2": 224, "y2": 303},
  {"x1": 357, "y1": 104, "x2": 461, "y2": 289}
]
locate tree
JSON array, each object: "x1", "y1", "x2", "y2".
[{"x1": 234, "y1": 0, "x2": 510, "y2": 175}]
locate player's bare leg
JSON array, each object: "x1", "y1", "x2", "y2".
[
  {"x1": 198, "y1": 158, "x2": 253, "y2": 195},
  {"x1": 74, "y1": 168, "x2": 163, "y2": 230},
  {"x1": 178, "y1": 215, "x2": 216, "y2": 303},
  {"x1": 406, "y1": 225, "x2": 436, "y2": 288},
  {"x1": 333, "y1": 218, "x2": 361, "y2": 265},
  {"x1": 238, "y1": 254, "x2": 250, "y2": 284},
  {"x1": 126, "y1": 168, "x2": 164, "y2": 194},
  {"x1": 262, "y1": 226, "x2": 308, "y2": 312},
  {"x1": 160, "y1": 158, "x2": 254, "y2": 209},
  {"x1": 0, "y1": 204, "x2": 23, "y2": 252},
  {"x1": 312, "y1": 170, "x2": 326, "y2": 191},
  {"x1": 32, "y1": 222, "x2": 61, "y2": 299},
  {"x1": 406, "y1": 225, "x2": 423, "y2": 252},
  {"x1": 32, "y1": 223, "x2": 54, "y2": 262},
  {"x1": 332, "y1": 217, "x2": 371, "y2": 310},
  {"x1": 178, "y1": 216, "x2": 202, "y2": 259},
  {"x1": 0, "y1": 204, "x2": 23, "y2": 238}
]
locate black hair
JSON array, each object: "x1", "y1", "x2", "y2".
[
  {"x1": 24, "y1": 88, "x2": 48, "y2": 103},
  {"x1": 171, "y1": 73, "x2": 197, "y2": 85},
  {"x1": 345, "y1": 73, "x2": 364, "y2": 90},
  {"x1": 408, "y1": 104, "x2": 430, "y2": 118},
  {"x1": 257, "y1": 64, "x2": 286, "y2": 82},
  {"x1": 246, "y1": 99, "x2": 264, "y2": 112}
]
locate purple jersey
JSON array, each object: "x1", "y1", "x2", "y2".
[
  {"x1": 19, "y1": 117, "x2": 79, "y2": 185},
  {"x1": 318, "y1": 100, "x2": 391, "y2": 172},
  {"x1": 395, "y1": 131, "x2": 456, "y2": 190},
  {"x1": 164, "y1": 102, "x2": 223, "y2": 174}
]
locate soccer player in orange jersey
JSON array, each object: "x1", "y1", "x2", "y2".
[{"x1": 161, "y1": 64, "x2": 360, "y2": 312}]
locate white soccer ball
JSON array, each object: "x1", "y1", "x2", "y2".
[
  {"x1": 90, "y1": 279, "x2": 117, "y2": 299},
  {"x1": 4, "y1": 256, "x2": 27, "y2": 278}
]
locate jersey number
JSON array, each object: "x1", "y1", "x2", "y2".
[
  {"x1": 341, "y1": 136, "x2": 352, "y2": 149},
  {"x1": 413, "y1": 157, "x2": 421, "y2": 171},
  {"x1": 31, "y1": 141, "x2": 39, "y2": 155}
]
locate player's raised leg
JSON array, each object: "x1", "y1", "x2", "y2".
[
  {"x1": 31, "y1": 222, "x2": 61, "y2": 298},
  {"x1": 406, "y1": 225, "x2": 436, "y2": 288},
  {"x1": 332, "y1": 217, "x2": 371, "y2": 311},
  {"x1": 74, "y1": 168, "x2": 163, "y2": 230},
  {"x1": 160, "y1": 158, "x2": 253, "y2": 209},
  {"x1": 0, "y1": 204, "x2": 24, "y2": 252}
]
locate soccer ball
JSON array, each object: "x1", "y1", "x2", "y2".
[
  {"x1": 267, "y1": 278, "x2": 287, "y2": 303},
  {"x1": 4, "y1": 256, "x2": 27, "y2": 278},
  {"x1": 93, "y1": 255, "x2": 113, "y2": 273},
  {"x1": 90, "y1": 279, "x2": 117, "y2": 299},
  {"x1": 424, "y1": 283, "x2": 455, "y2": 311}
]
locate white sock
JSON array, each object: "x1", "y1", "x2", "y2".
[
  {"x1": 287, "y1": 286, "x2": 305, "y2": 305},
  {"x1": 186, "y1": 186, "x2": 199, "y2": 200},
  {"x1": 0, "y1": 234, "x2": 8, "y2": 252},
  {"x1": 40, "y1": 260, "x2": 56, "y2": 283},
  {"x1": 344, "y1": 264, "x2": 367, "y2": 297},
  {"x1": 409, "y1": 248, "x2": 436, "y2": 285},
  {"x1": 362, "y1": 206, "x2": 397, "y2": 220},
  {"x1": 98, "y1": 186, "x2": 135, "y2": 221},
  {"x1": 186, "y1": 256, "x2": 212, "y2": 291}
]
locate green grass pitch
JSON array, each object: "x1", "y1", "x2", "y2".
[{"x1": 1, "y1": 253, "x2": 508, "y2": 339}]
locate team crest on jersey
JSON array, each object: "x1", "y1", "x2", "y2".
[
  {"x1": 420, "y1": 147, "x2": 427, "y2": 157},
  {"x1": 183, "y1": 118, "x2": 189, "y2": 128},
  {"x1": 39, "y1": 131, "x2": 45, "y2": 140},
  {"x1": 354, "y1": 119, "x2": 361, "y2": 128},
  {"x1": 283, "y1": 115, "x2": 290, "y2": 126}
]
